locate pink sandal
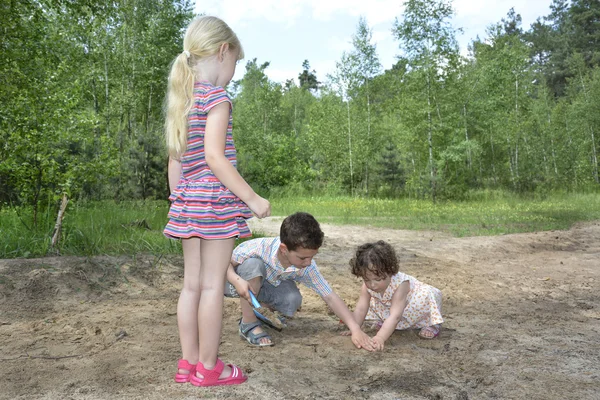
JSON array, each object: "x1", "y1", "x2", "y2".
[
  {"x1": 174, "y1": 359, "x2": 196, "y2": 383},
  {"x1": 190, "y1": 358, "x2": 247, "y2": 387}
]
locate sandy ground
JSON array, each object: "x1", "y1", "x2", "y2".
[{"x1": 1, "y1": 218, "x2": 599, "y2": 400}]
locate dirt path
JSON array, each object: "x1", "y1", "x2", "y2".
[{"x1": 1, "y1": 218, "x2": 599, "y2": 399}]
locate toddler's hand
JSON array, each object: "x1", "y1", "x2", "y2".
[
  {"x1": 351, "y1": 330, "x2": 376, "y2": 352},
  {"x1": 372, "y1": 336, "x2": 385, "y2": 351},
  {"x1": 248, "y1": 195, "x2": 271, "y2": 219},
  {"x1": 339, "y1": 330, "x2": 352, "y2": 336}
]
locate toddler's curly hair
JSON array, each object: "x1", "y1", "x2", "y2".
[{"x1": 350, "y1": 240, "x2": 399, "y2": 279}]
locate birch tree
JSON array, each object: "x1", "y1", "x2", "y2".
[
  {"x1": 350, "y1": 17, "x2": 381, "y2": 194},
  {"x1": 393, "y1": 0, "x2": 460, "y2": 201}
]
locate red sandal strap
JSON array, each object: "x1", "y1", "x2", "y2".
[
  {"x1": 177, "y1": 359, "x2": 195, "y2": 370},
  {"x1": 195, "y1": 359, "x2": 225, "y2": 384}
]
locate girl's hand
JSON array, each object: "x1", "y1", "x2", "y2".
[
  {"x1": 351, "y1": 330, "x2": 375, "y2": 352},
  {"x1": 232, "y1": 278, "x2": 252, "y2": 303},
  {"x1": 248, "y1": 195, "x2": 271, "y2": 219},
  {"x1": 372, "y1": 336, "x2": 385, "y2": 351}
]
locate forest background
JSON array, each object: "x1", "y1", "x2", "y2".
[{"x1": 1, "y1": 0, "x2": 599, "y2": 257}]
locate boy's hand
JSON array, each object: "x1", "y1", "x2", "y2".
[
  {"x1": 371, "y1": 336, "x2": 385, "y2": 351},
  {"x1": 351, "y1": 330, "x2": 376, "y2": 352},
  {"x1": 232, "y1": 278, "x2": 252, "y2": 303},
  {"x1": 339, "y1": 330, "x2": 351, "y2": 336}
]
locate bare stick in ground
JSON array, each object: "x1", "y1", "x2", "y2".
[{"x1": 50, "y1": 194, "x2": 69, "y2": 253}]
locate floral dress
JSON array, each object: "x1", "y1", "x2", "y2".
[{"x1": 366, "y1": 272, "x2": 443, "y2": 330}]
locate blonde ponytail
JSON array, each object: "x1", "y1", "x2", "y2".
[
  {"x1": 164, "y1": 16, "x2": 244, "y2": 159},
  {"x1": 165, "y1": 52, "x2": 195, "y2": 159}
]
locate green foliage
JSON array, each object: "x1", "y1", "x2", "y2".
[
  {"x1": 0, "y1": 0, "x2": 193, "y2": 216},
  {"x1": 1, "y1": 0, "x2": 599, "y2": 231}
]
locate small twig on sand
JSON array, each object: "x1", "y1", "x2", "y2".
[{"x1": 0, "y1": 353, "x2": 82, "y2": 362}]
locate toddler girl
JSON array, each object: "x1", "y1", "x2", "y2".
[{"x1": 343, "y1": 240, "x2": 443, "y2": 351}]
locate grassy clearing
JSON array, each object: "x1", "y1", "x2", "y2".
[
  {"x1": 271, "y1": 192, "x2": 600, "y2": 237},
  {"x1": 1, "y1": 191, "x2": 598, "y2": 258}
]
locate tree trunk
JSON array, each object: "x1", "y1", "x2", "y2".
[
  {"x1": 514, "y1": 75, "x2": 520, "y2": 180},
  {"x1": 544, "y1": 95, "x2": 558, "y2": 176},
  {"x1": 490, "y1": 127, "x2": 497, "y2": 186},
  {"x1": 104, "y1": 53, "x2": 109, "y2": 138},
  {"x1": 551, "y1": 136, "x2": 558, "y2": 176},
  {"x1": 366, "y1": 80, "x2": 371, "y2": 195},
  {"x1": 577, "y1": 71, "x2": 598, "y2": 183},
  {"x1": 264, "y1": 110, "x2": 267, "y2": 138},
  {"x1": 347, "y1": 100, "x2": 354, "y2": 196},
  {"x1": 50, "y1": 194, "x2": 69, "y2": 252},
  {"x1": 426, "y1": 70, "x2": 435, "y2": 202},
  {"x1": 463, "y1": 104, "x2": 471, "y2": 170},
  {"x1": 590, "y1": 126, "x2": 599, "y2": 184},
  {"x1": 507, "y1": 136, "x2": 515, "y2": 188},
  {"x1": 566, "y1": 119, "x2": 577, "y2": 186},
  {"x1": 293, "y1": 104, "x2": 297, "y2": 137},
  {"x1": 32, "y1": 165, "x2": 42, "y2": 228},
  {"x1": 146, "y1": 84, "x2": 152, "y2": 134}
]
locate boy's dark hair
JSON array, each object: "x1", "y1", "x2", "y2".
[
  {"x1": 280, "y1": 212, "x2": 324, "y2": 251},
  {"x1": 350, "y1": 240, "x2": 399, "y2": 279}
]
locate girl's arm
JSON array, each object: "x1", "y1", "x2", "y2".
[
  {"x1": 204, "y1": 102, "x2": 270, "y2": 218},
  {"x1": 352, "y1": 283, "x2": 371, "y2": 327},
  {"x1": 168, "y1": 157, "x2": 182, "y2": 194},
  {"x1": 372, "y1": 280, "x2": 410, "y2": 351}
]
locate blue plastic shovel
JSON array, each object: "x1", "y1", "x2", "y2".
[{"x1": 248, "y1": 290, "x2": 283, "y2": 331}]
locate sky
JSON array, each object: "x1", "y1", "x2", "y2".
[{"x1": 194, "y1": 0, "x2": 555, "y2": 85}]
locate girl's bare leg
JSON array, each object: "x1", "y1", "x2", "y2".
[
  {"x1": 177, "y1": 237, "x2": 202, "y2": 374},
  {"x1": 197, "y1": 237, "x2": 236, "y2": 379}
]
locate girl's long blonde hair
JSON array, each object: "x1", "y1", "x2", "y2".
[{"x1": 165, "y1": 16, "x2": 244, "y2": 159}]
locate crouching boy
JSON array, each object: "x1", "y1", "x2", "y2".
[{"x1": 225, "y1": 212, "x2": 373, "y2": 350}]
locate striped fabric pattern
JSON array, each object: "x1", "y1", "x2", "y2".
[
  {"x1": 164, "y1": 82, "x2": 252, "y2": 240},
  {"x1": 232, "y1": 237, "x2": 333, "y2": 297}
]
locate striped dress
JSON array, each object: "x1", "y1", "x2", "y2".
[{"x1": 163, "y1": 82, "x2": 253, "y2": 240}]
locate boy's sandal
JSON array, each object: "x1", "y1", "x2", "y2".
[
  {"x1": 239, "y1": 320, "x2": 274, "y2": 347},
  {"x1": 174, "y1": 359, "x2": 196, "y2": 383},
  {"x1": 190, "y1": 359, "x2": 247, "y2": 387},
  {"x1": 418, "y1": 325, "x2": 441, "y2": 339}
]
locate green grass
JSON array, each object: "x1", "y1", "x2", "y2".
[
  {"x1": 271, "y1": 191, "x2": 600, "y2": 237},
  {"x1": 1, "y1": 191, "x2": 598, "y2": 258},
  {"x1": 0, "y1": 200, "x2": 178, "y2": 258}
]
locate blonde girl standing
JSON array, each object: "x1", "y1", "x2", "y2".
[
  {"x1": 164, "y1": 16, "x2": 270, "y2": 386},
  {"x1": 343, "y1": 241, "x2": 443, "y2": 351}
]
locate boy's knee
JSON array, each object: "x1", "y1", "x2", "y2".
[
  {"x1": 281, "y1": 290, "x2": 302, "y2": 317},
  {"x1": 236, "y1": 258, "x2": 267, "y2": 281}
]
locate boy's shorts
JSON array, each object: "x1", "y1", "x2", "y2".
[{"x1": 224, "y1": 258, "x2": 302, "y2": 317}]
